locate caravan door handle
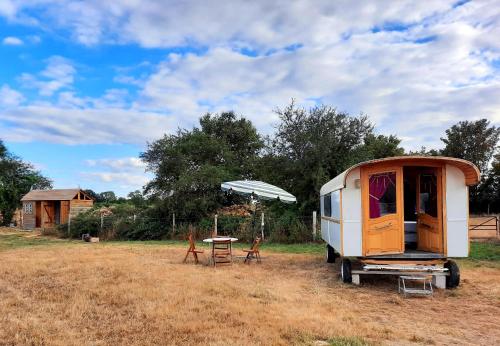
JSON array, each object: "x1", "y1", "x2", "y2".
[
  {"x1": 373, "y1": 222, "x2": 393, "y2": 230},
  {"x1": 419, "y1": 222, "x2": 432, "y2": 229}
]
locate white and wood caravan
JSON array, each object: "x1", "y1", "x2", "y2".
[{"x1": 320, "y1": 156, "x2": 480, "y2": 288}]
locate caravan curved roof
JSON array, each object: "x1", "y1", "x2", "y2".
[{"x1": 320, "y1": 156, "x2": 480, "y2": 195}]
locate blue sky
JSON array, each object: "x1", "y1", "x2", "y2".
[{"x1": 0, "y1": 0, "x2": 499, "y2": 196}]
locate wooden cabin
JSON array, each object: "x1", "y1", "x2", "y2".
[
  {"x1": 320, "y1": 156, "x2": 480, "y2": 288},
  {"x1": 21, "y1": 189, "x2": 94, "y2": 230}
]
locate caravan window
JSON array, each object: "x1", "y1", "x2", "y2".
[
  {"x1": 331, "y1": 190, "x2": 341, "y2": 219},
  {"x1": 419, "y1": 173, "x2": 438, "y2": 217},
  {"x1": 323, "y1": 193, "x2": 331, "y2": 217},
  {"x1": 369, "y1": 172, "x2": 396, "y2": 218},
  {"x1": 323, "y1": 191, "x2": 341, "y2": 219}
]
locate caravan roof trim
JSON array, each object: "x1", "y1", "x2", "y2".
[{"x1": 320, "y1": 156, "x2": 480, "y2": 195}]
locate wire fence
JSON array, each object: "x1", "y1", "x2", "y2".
[{"x1": 64, "y1": 211, "x2": 321, "y2": 244}]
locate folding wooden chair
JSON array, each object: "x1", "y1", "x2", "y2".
[
  {"x1": 243, "y1": 237, "x2": 262, "y2": 264},
  {"x1": 183, "y1": 232, "x2": 204, "y2": 264},
  {"x1": 212, "y1": 239, "x2": 232, "y2": 267}
]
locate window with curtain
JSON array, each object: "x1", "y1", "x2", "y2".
[{"x1": 369, "y1": 172, "x2": 396, "y2": 218}]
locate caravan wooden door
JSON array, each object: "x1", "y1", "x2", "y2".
[
  {"x1": 416, "y1": 168, "x2": 444, "y2": 253},
  {"x1": 362, "y1": 165, "x2": 404, "y2": 256}
]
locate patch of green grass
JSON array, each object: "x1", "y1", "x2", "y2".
[
  {"x1": 469, "y1": 241, "x2": 500, "y2": 261},
  {"x1": 327, "y1": 336, "x2": 369, "y2": 346},
  {"x1": 0, "y1": 233, "x2": 66, "y2": 251},
  {"x1": 103, "y1": 239, "x2": 325, "y2": 254},
  {"x1": 459, "y1": 241, "x2": 500, "y2": 268}
]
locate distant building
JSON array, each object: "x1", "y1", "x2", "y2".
[{"x1": 21, "y1": 189, "x2": 94, "y2": 229}]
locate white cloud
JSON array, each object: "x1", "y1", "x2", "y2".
[
  {"x1": 19, "y1": 56, "x2": 75, "y2": 96},
  {"x1": 0, "y1": 84, "x2": 24, "y2": 107},
  {"x1": 2, "y1": 36, "x2": 23, "y2": 45},
  {"x1": 82, "y1": 157, "x2": 150, "y2": 194},
  {"x1": 0, "y1": 105, "x2": 174, "y2": 144},
  {"x1": 81, "y1": 172, "x2": 150, "y2": 189},
  {"x1": 0, "y1": 0, "x2": 499, "y2": 150},
  {"x1": 86, "y1": 157, "x2": 146, "y2": 171},
  {"x1": 1, "y1": 0, "x2": 456, "y2": 49},
  {"x1": 0, "y1": 1, "x2": 16, "y2": 18}
]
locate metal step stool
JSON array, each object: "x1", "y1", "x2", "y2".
[{"x1": 398, "y1": 275, "x2": 433, "y2": 297}]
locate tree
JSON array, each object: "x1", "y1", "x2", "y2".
[
  {"x1": 440, "y1": 119, "x2": 499, "y2": 213},
  {"x1": 440, "y1": 119, "x2": 499, "y2": 174},
  {"x1": 406, "y1": 146, "x2": 440, "y2": 156},
  {"x1": 84, "y1": 189, "x2": 102, "y2": 202},
  {"x1": 260, "y1": 102, "x2": 402, "y2": 214},
  {"x1": 99, "y1": 191, "x2": 117, "y2": 203},
  {"x1": 141, "y1": 111, "x2": 263, "y2": 220},
  {"x1": 0, "y1": 140, "x2": 52, "y2": 225},
  {"x1": 476, "y1": 153, "x2": 500, "y2": 213},
  {"x1": 351, "y1": 134, "x2": 405, "y2": 162},
  {"x1": 127, "y1": 190, "x2": 146, "y2": 208}
]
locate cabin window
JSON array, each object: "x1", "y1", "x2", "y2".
[
  {"x1": 24, "y1": 203, "x2": 33, "y2": 214},
  {"x1": 323, "y1": 193, "x2": 332, "y2": 217},
  {"x1": 369, "y1": 172, "x2": 396, "y2": 218},
  {"x1": 419, "y1": 173, "x2": 438, "y2": 217}
]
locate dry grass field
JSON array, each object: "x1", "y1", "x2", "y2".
[{"x1": 0, "y1": 228, "x2": 499, "y2": 346}]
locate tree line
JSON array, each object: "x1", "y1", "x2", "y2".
[
  {"x1": 141, "y1": 102, "x2": 499, "y2": 221},
  {"x1": 0, "y1": 102, "x2": 498, "y2": 235}
]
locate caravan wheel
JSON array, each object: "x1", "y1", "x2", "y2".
[
  {"x1": 445, "y1": 260, "x2": 460, "y2": 289},
  {"x1": 326, "y1": 244, "x2": 336, "y2": 263},
  {"x1": 340, "y1": 258, "x2": 352, "y2": 283}
]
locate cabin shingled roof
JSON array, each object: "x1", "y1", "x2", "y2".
[{"x1": 21, "y1": 189, "x2": 83, "y2": 201}]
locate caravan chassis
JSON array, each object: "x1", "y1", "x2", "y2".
[{"x1": 326, "y1": 245, "x2": 460, "y2": 289}]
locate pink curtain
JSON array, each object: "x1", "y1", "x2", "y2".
[{"x1": 369, "y1": 173, "x2": 395, "y2": 218}]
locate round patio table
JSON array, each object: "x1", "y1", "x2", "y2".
[
  {"x1": 202, "y1": 237, "x2": 238, "y2": 243},
  {"x1": 203, "y1": 237, "x2": 238, "y2": 266}
]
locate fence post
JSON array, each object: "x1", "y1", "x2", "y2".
[
  {"x1": 261, "y1": 212, "x2": 265, "y2": 241},
  {"x1": 67, "y1": 214, "x2": 71, "y2": 237},
  {"x1": 172, "y1": 213, "x2": 176, "y2": 234},
  {"x1": 312, "y1": 211, "x2": 317, "y2": 241},
  {"x1": 214, "y1": 214, "x2": 218, "y2": 236},
  {"x1": 100, "y1": 213, "x2": 104, "y2": 233}
]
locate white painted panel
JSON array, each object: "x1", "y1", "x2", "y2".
[
  {"x1": 343, "y1": 221, "x2": 362, "y2": 256},
  {"x1": 321, "y1": 219, "x2": 328, "y2": 242},
  {"x1": 446, "y1": 164, "x2": 469, "y2": 257},
  {"x1": 342, "y1": 168, "x2": 363, "y2": 256},
  {"x1": 328, "y1": 221, "x2": 341, "y2": 251},
  {"x1": 447, "y1": 220, "x2": 468, "y2": 257}
]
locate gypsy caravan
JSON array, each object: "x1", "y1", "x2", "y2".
[{"x1": 320, "y1": 156, "x2": 480, "y2": 288}]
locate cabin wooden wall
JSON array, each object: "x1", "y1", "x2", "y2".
[{"x1": 69, "y1": 199, "x2": 93, "y2": 219}]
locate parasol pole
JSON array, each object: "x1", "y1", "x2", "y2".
[{"x1": 261, "y1": 211, "x2": 265, "y2": 241}]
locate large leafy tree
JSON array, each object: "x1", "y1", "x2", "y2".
[
  {"x1": 440, "y1": 119, "x2": 499, "y2": 213},
  {"x1": 260, "y1": 102, "x2": 403, "y2": 214},
  {"x1": 141, "y1": 111, "x2": 263, "y2": 220},
  {"x1": 475, "y1": 153, "x2": 500, "y2": 213},
  {"x1": 441, "y1": 119, "x2": 500, "y2": 174},
  {"x1": 0, "y1": 140, "x2": 52, "y2": 225}
]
